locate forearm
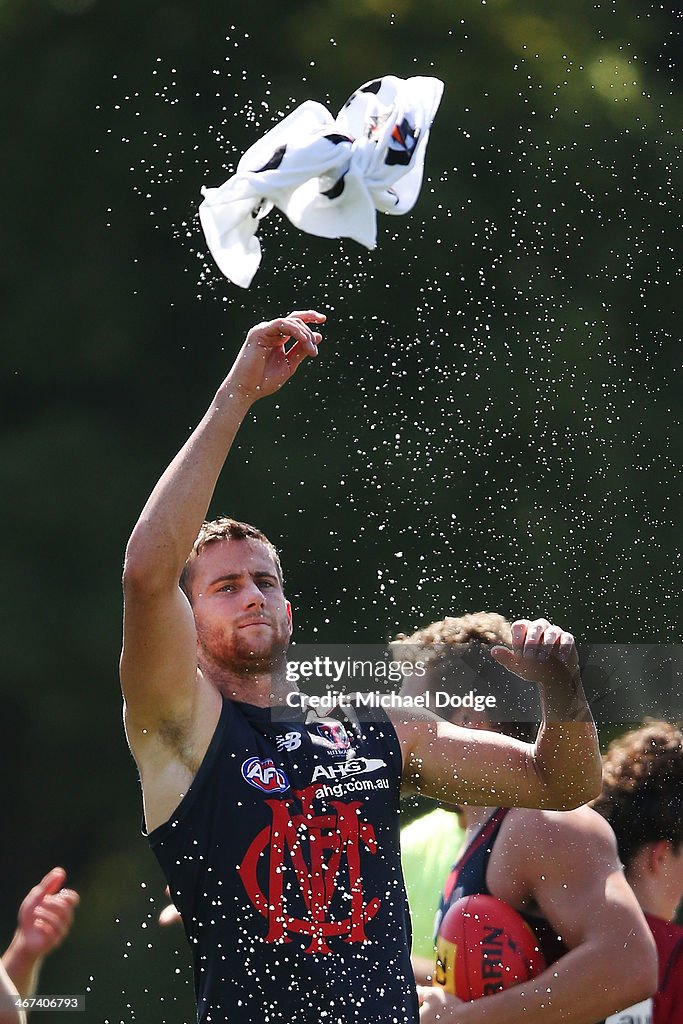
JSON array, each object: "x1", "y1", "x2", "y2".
[
  {"x1": 482, "y1": 620, "x2": 601, "y2": 808},
  {"x1": 412, "y1": 955, "x2": 436, "y2": 986},
  {"x1": 533, "y1": 678, "x2": 601, "y2": 808},
  {"x1": 2, "y1": 937, "x2": 40, "y2": 1001},
  {"x1": 123, "y1": 312, "x2": 324, "y2": 588},
  {"x1": 0, "y1": 959, "x2": 25, "y2": 1024},
  {"x1": 124, "y1": 378, "x2": 252, "y2": 587},
  {"x1": 452, "y1": 942, "x2": 652, "y2": 1024}
]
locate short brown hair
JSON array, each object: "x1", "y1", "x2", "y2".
[
  {"x1": 179, "y1": 517, "x2": 283, "y2": 602},
  {"x1": 392, "y1": 612, "x2": 537, "y2": 741},
  {"x1": 592, "y1": 719, "x2": 683, "y2": 868}
]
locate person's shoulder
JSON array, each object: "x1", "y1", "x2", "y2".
[
  {"x1": 504, "y1": 804, "x2": 618, "y2": 853},
  {"x1": 491, "y1": 806, "x2": 621, "y2": 906}
]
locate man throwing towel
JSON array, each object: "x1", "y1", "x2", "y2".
[{"x1": 120, "y1": 311, "x2": 602, "y2": 1024}]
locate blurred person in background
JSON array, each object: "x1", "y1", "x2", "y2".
[
  {"x1": 400, "y1": 797, "x2": 465, "y2": 982},
  {"x1": 394, "y1": 613, "x2": 657, "y2": 1024},
  {"x1": 1, "y1": 868, "x2": 78, "y2": 1024},
  {"x1": 593, "y1": 720, "x2": 683, "y2": 1024}
]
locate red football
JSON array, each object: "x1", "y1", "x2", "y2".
[{"x1": 434, "y1": 894, "x2": 547, "y2": 999}]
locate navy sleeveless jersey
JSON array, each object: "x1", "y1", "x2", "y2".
[
  {"x1": 434, "y1": 808, "x2": 566, "y2": 968},
  {"x1": 148, "y1": 698, "x2": 418, "y2": 1024}
]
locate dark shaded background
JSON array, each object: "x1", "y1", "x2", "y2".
[{"x1": 1, "y1": 0, "x2": 680, "y2": 1020}]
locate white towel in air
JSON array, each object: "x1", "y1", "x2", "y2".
[{"x1": 199, "y1": 75, "x2": 444, "y2": 287}]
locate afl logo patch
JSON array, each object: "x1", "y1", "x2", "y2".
[{"x1": 241, "y1": 757, "x2": 290, "y2": 794}]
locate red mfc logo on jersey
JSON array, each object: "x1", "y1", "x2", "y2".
[{"x1": 238, "y1": 785, "x2": 380, "y2": 954}]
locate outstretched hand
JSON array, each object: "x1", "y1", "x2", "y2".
[
  {"x1": 227, "y1": 310, "x2": 326, "y2": 402},
  {"x1": 491, "y1": 618, "x2": 580, "y2": 690},
  {"x1": 13, "y1": 868, "x2": 79, "y2": 960}
]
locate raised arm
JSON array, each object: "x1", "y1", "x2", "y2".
[
  {"x1": 393, "y1": 619, "x2": 602, "y2": 810},
  {"x1": 120, "y1": 312, "x2": 325, "y2": 734}
]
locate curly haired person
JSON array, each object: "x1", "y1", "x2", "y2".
[{"x1": 593, "y1": 720, "x2": 683, "y2": 1024}]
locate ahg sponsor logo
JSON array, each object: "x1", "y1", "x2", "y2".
[{"x1": 311, "y1": 757, "x2": 386, "y2": 783}]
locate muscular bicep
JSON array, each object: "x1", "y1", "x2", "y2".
[
  {"x1": 120, "y1": 581, "x2": 200, "y2": 732},
  {"x1": 523, "y1": 810, "x2": 651, "y2": 954}
]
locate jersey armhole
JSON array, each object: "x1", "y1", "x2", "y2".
[{"x1": 145, "y1": 698, "x2": 231, "y2": 845}]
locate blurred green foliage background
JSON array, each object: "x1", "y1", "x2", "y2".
[{"x1": 1, "y1": 0, "x2": 680, "y2": 1019}]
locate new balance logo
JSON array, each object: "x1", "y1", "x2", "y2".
[{"x1": 276, "y1": 731, "x2": 302, "y2": 752}]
